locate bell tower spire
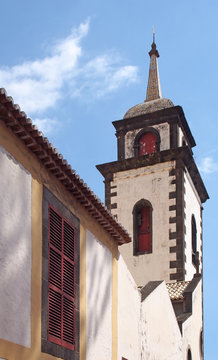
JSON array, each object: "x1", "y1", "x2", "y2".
[
  {"x1": 145, "y1": 30, "x2": 162, "y2": 102},
  {"x1": 97, "y1": 36, "x2": 208, "y2": 287}
]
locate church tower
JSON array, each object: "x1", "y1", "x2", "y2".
[{"x1": 97, "y1": 37, "x2": 208, "y2": 286}]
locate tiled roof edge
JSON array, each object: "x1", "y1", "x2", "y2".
[
  {"x1": 0, "y1": 88, "x2": 131, "y2": 245},
  {"x1": 166, "y1": 280, "x2": 191, "y2": 301}
]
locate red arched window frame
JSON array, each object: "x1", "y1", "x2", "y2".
[
  {"x1": 133, "y1": 200, "x2": 152, "y2": 255},
  {"x1": 138, "y1": 132, "x2": 157, "y2": 155}
]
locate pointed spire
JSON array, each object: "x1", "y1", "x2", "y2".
[{"x1": 145, "y1": 30, "x2": 162, "y2": 102}]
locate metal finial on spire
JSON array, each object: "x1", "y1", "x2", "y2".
[
  {"x1": 152, "y1": 25, "x2": 155, "y2": 44},
  {"x1": 145, "y1": 31, "x2": 162, "y2": 102}
]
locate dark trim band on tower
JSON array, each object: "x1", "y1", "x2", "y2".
[
  {"x1": 97, "y1": 146, "x2": 209, "y2": 204},
  {"x1": 112, "y1": 106, "x2": 196, "y2": 150}
]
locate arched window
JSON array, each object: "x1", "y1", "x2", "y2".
[
  {"x1": 200, "y1": 330, "x2": 203, "y2": 356},
  {"x1": 133, "y1": 200, "x2": 152, "y2": 255},
  {"x1": 187, "y1": 348, "x2": 192, "y2": 360},
  {"x1": 133, "y1": 127, "x2": 160, "y2": 157},
  {"x1": 139, "y1": 132, "x2": 157, "y2": 155},
  {"x1": 192, "y1": 215, "x2": 197, "y2": 266}
]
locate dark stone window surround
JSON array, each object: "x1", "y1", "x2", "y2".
[
  {"x1": 191, "y1": 214, "x2": 197, "y2": 267},
  {"x1": 42, "y1": 186, "x2": 80, "y2": 360},
  {"x1": 133, "y1": 127, "x2": 161, "y2": 157},
  {"x1": 169, "y1": 163, "x2": 186, "y2": 281},
  {"x1": 116, "y1": 129, "x2": 127, "y2": 160},
  {"x1": 200, "y1": 329, "x2": 203, "y2": 357},
  {"x1": 133, "y1": 199, "x2": 153, "y2": 256}
]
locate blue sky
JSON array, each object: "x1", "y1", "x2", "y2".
[{"x1": 1, "y1": 1, "x2": 217, "y2": 357}]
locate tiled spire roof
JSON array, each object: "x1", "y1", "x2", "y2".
[{"x1": 145, "y1": 32, "x2": 162, "y2": 102}]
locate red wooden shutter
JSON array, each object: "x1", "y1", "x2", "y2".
[
  {"x1": 62, "y1": 221, "x2": 75, "y2": 348},
  {"x1": 139, "y1": 132, "x2": 157, "y2": 155},
  {"x1": 48, "y1": 206, "x2": 75, "y2": 350},
  {"x1": 48, "y1": 207, "x2": 62, "y2": 345},
  {"x1": 138, "y1": 206, "x2": 151, "y2": 252}
]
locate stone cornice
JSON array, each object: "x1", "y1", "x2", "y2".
[
  {"x1": 112, "y1": 105, "x2": 196, "y2": 148},
  {"x1": 96, "y1": 146, "x2": 209, "y2": 204}
]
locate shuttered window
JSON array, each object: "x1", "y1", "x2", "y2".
[
  {"x1": 191, "y1": 215, "x2": 197, "y2": 266},
  {"x1": 133, "y1": 200, "x2": 152, "y2": 255},
  {"x1": 139, "y1": 132, "x2": 157, "y2": 155},
  {"x1": 48, "y1": 206, "x2": 75, "y2": 350},
  {"x1": 137, "y1": 206, "x2": 152, "y2": 252}
]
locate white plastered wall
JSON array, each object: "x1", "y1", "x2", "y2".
[
  {"x1": 86, "y1": 230, "x2": 112, "y2": 360},
  {"x1": 182, "y1": 280, "x2": 203, "y2": 359},
  {"x1": 125, "y1": 122, "x2": 170, "y2": 159},
  {"x1": 140, "y1": 281, "x2": 183, "y2": 359},
  {"x1": 112, "y1": 161, "x2": 177, "y2": 285},
  {"x1": 178, "y1": 126, "x2": 185, "y2": 147},
  {"x1": 184, "y1": 170, "x2": 202, "y2": 280},
  {"x1": 118, "y1": 254, "x2": 141, "y2": 360},
  {"x1": 0, "y1": 145, "x2": 31, "y2": 347}
]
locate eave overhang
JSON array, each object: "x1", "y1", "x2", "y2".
[
  {"x1": 96, "y1": 146, "x2": 209, "y2": 204},
  {"x1": 0, "y1": 88, "x2": 131, "y2": 246},
  {"x1": 112, "y1": 105, "x2": 196, "y2": 149}
]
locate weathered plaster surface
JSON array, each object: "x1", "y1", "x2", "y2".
[
  {"x1": 0, "y1": 145, "x2": 31, "y2": 347},
  {"x1": 125, "y1": 123, "x2": 170, "y2": 159},
  {"x1": 86, "y1": 230, "x2": 112, "y2": 360},
  {"x1": 112, "y1": 161, "x2": 176, "y2": 285},
  {"x1": 184, "y1": 170, "x2": 202, "y2": 280},
  {"x1": 182, "y1": 280, "x2": 203, "y2": 359},
  {"x1": 140, "y1": 282, "x2": 183, "y2": 359},
  {"x1": 118, "y1": 254, "x2": 141, "y2": 360}
]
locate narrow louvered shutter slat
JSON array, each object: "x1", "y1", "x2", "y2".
[
  {"x1": 49, "y1": 247, "x2": 62, "y2": 290},
  {"x1": 63, "y1": 220, "x2": 75, "y2": 298},
  {"x1": 48, "y1": 207, "x2": 63, "y2": 344},
  {"x1": 63, "y1": 258, "x2": 74, "y2": 298},
  {"x1": 63, "y1": 220, "x2": 75, "y2": 348},
  {"x1": 63, "y1": 221, "x2": 75, "y2": 261},
  {"x1": 63, "y1": 296, "x2": 75, "y2": 347},
  {"x1": 49, "y1": 207, "x2": 62, "y2": 251},
  {"x1": 48, "y1": 288, "x2": 62, "y2": 344}
]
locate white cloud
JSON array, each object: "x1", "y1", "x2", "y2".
[
  {"x1": 0, "y1": 19, "x2": 138, "y2": 133},
  {"x1": 198, "y1": 156, "x2": 218, "y2": 174},
  {"x1": 0, "y1": 20, "x2": 89, "y2": 113},
  {"x1": 34, "y1": 118, "x2": 59, "y2": 135},
  {"x1": 70, "y1": 54, "x2": 138, "y2": 98}
]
